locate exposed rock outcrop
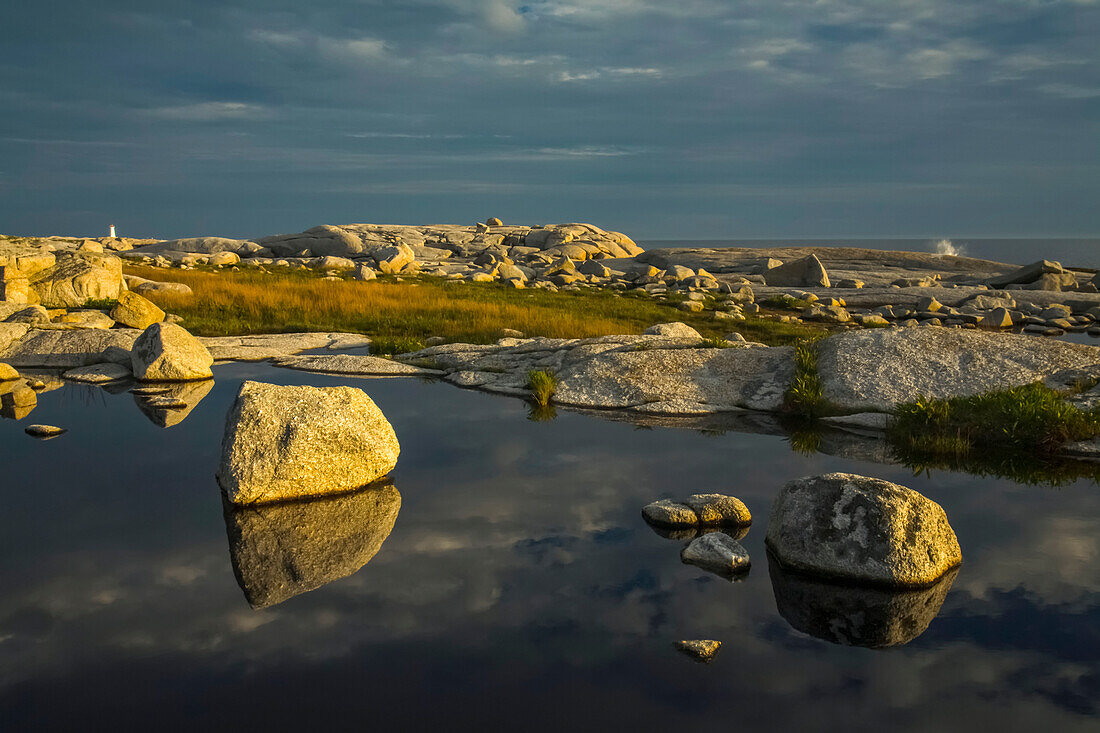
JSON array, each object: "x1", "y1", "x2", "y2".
[
  {"x1": 817, "y1": 328, "x2": 1100, "y2": 411},
  {"x1": 28, "y1": 253, "x2": 124, "y2": 308}
]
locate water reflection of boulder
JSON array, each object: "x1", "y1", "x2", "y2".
[
  {"x1": 224, "y1": 482, "x2": 401, "y2": 609},
  {"x1": 0, "y1": 380, "x2": 37, "y2": 420},
  {"x1": 768, "y1": 555, "x2": 957, "y2": 648},
  {"x1": 646, "y1": 524, "x2": 749, "y2": 541},
  {"x1": 133, "y1": 379, "x2": 213, "y2": 428}
]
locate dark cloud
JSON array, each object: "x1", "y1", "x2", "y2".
[{"x1": 1, "y1": 0, "x2": 1097, "y2": 238}]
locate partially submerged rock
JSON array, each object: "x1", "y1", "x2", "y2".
[
  {"x1": 765, "y1": 473, "x2": 961, "y2": 587},
  {"x1": 769, "y1": 557, "x2": 957, "y2": 647},
  {"x1": 62, "y1": 362, "x2": 132, "y2": 384},
  {"x1": 675, "y1": 639, "x2": 722, "y2": 662},
  {"x1": 273, "y1": 354, "x2": 441, "y2": 376},
  {"x1": 131, "y1": 322, "x2": 214, "y2": 381},
  {"x1": 642, "y1": 494, "x2": 751, "y2": 527},
  {"x1": 217, "y1": 381, "x2": 400, "y2": 505},
  {"x1": 224, "y1": 482, "x2": 401, "y2": 608},
  {"x1": 680, "y1": 532, "x2": 751, "y2": 578},
  {"x1": 0, "y1": 378, "x2": 37, "y2": 419},
  {"x1": 24, "y1": 424, "x2": 66, "y2": 438},
  {"x1": 1, "y1": 327, "x2": 138, "y2": 368}
]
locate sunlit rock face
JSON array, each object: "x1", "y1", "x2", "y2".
[
  {"x1": 0, "y1": 379, "x2": 36, "y2": 419},
  {"x1": 768, "y1": 556, "x2": 957, "y2": 648},
  {"x1": 132, "y1": 379, "x2": 213, "y2": 428},
  {"x1": 217, "y1": 381, "x2": 400, "y2": 505},
  {"x1": 224, "y1": 483, "x2": 401, "y2": 609},
  {"x1": 765, "y1": 473, "x2": 961, "y2": 587}
]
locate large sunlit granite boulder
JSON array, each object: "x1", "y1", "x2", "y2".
[
  {"x1": 768, "y1": 557, "x2": 957, "y2": 647},
  {"x1": 765, "y1": 473, "x2": 961, "y2": 588},
  {"x1": 816, "y1": 327, "x2": 1100, "y2": 412},
  {"x1": 763, "y1": 253, "x2": 831, "y2": 288},
  {"x1": 109, "y1": 290, "x2": 165, "y2": 330},
  {"x1": 224, "y1": 482, "x2": 401, "y2": 608},
  {"x1": 130, "y1": 322, "x2": 214, "y2": 381},
  {"x1": 217, "y1": 381, "x2": 400, "y2": 505},
  {"x1": 28, "y1": 252, "x2": 124, "y2": 308}
]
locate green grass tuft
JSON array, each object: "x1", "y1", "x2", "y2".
[
  {"x1": 369, "y1": 336, "x2": 426, "y2": 356},
  {"x1": 889, "y1": 383, "x2": 1100, "y2": 456},
  {"x1": 782, "y1": 339, "x2": 837, "y2": 418},
  {"x1": 763, "y1": 294, "x2": 812, "y2": 311},
  {"x1": 82, "y1": 298, "x2": 119, "y2": 310},
  {"x1": 526, "y1": 369, "x2": 558, "y2": 407}
]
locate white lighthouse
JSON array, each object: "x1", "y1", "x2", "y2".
[{"x1": 109, "y1": 224, "x2": 116, "y2": 238}]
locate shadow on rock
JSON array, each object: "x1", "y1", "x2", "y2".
[
  {"x1": 133, "y1": 378, "x2": 214, "y2": 428},
  {"x1": 768, "y1": 554, "x2": 957, "y2": 648},
  {"x1": 224, "y1": 481, "x2": 402, "y2": 609}
]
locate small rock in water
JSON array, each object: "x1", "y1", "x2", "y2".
[
  {"x1": 683, "y1": 494, "x2": 752, "y2": 526},
  {"x1": 642, "y1": 499, "x2": 697, "y2": 527},
  {"x1": 675, "y1": 639, "x2": 722, "y2": 662},
  {"x1": 25, "y1": 424, "x2": 66, "y2": 438},
  {"x1": 680, "y1": 532, "x2": 751, "y2": 578},
  {"x1": 642, "y1": 494, "x2": 751, "y2": 527}
]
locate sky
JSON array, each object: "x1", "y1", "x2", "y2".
[{"x1": 1, "y1": 0, "x2": 1098, "y2": 240}]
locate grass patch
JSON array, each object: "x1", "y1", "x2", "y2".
[
  {"x1": 889, "y1": 383, "x2": 1100, "y2": 457},
  {"x1": 526, "y1": 370, "x2": 557, "y2": 407},
  {"x1": 369, "y1": 336, "x2": 426, "y2": 356},
  {"x1": 82, "y1": 298, "x2": 119, "y2": 310},
  {"x1": 763, "y1": 294, "x2": 812, "y2": 311},
  {"x1": 125, "y1": 266, "x2": 827, "y2": 346},
  {"x1": 781, "y1": 340, "x2": 837, "y2": 418}
]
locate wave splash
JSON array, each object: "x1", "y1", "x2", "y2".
[{"x1": 932, "y1": 238, "x2": 964, "y2": 257}]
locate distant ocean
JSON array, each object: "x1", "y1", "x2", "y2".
[{"x1": 639, "y1": 238, "x2": 1099, "y2": 268}]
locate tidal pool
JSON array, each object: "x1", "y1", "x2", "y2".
[{"x1": 0, "y1": 362, "x2": 1097, "y2": 731}]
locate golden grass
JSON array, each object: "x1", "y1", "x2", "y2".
[{"x1": 127, "y1": 265, "x2": 826, "y2": 346}]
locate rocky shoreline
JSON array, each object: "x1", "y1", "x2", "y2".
[{"x1": 3, "y1": 221, "x2": 1100, "y2": 462}]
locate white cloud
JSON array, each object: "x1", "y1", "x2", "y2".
[{"x1": 143, "y1": 102, "x2": 268, "y2": 121}]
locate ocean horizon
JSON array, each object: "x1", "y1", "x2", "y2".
[{"x1": 641, "y1": 237, "x2": 1100, "y2": 269}]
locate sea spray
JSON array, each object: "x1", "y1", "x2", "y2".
[{"x1": 932, "y1": 239, "x2": 964, "y2": 257}]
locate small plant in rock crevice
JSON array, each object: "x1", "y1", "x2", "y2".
[{"x1": 527, "y1": 369, "x2": 558, "y2": 407}]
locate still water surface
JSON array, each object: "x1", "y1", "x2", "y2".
[{"x1": 0, "y1": 363, "x2": 1097, "y2": 731}]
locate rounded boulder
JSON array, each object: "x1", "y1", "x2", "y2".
[{"x1": 765, "y1": 473, "x2": 961, "y2": 588}]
